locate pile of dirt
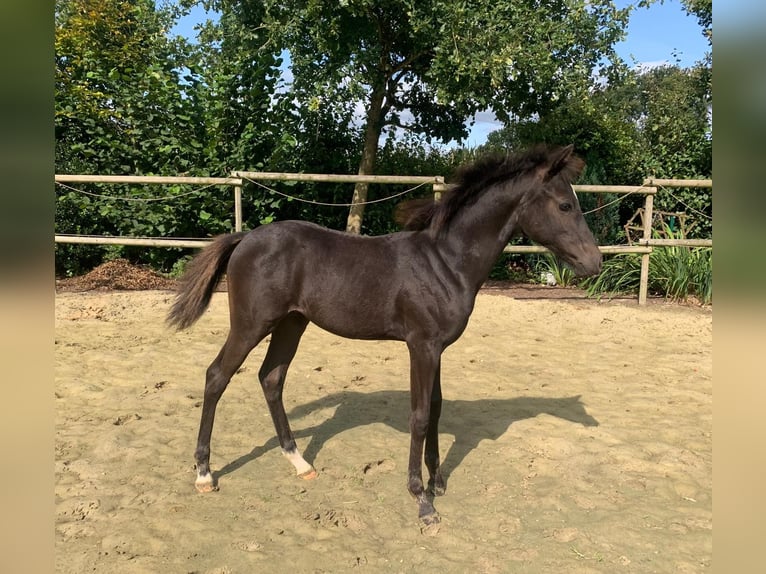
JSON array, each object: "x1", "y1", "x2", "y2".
[{"x1": 56, "y1": 259, "x2": 178, "y2": 292}]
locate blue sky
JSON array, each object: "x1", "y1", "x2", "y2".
[
  {"x1": 613, "y1": 0, "x2": 708, "y2": 69},
  {"x1": 171, "y1": 0, "x2": 710, "y2": 146}
]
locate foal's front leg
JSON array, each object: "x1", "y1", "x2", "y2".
[
  {"x1": 425, "y1": 368, "x2": 446, "y2": 497},
  {"x1": 406, "y1": 343, "x2": 442, "y2": 524}
]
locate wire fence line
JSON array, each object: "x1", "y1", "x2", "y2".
[
  {"x1": 55, "y1": 177, "x2": 432, "y2": 207},
  {"x1": 56, "y1": 176, "x2": 654, "y2": 214},
  {"x1": 55, "y1": 181, "x2": 218, "y2": 202}
]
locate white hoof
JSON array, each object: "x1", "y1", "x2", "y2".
[
  {"x1": 195, "y1": 472, "x2": 217, "y2": 492},
  {"x1": 282, "y1": 448, "x2": 316, "y2": 478}
]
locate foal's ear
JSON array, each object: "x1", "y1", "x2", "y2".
[{"x1": 542, "y1": 144, "x2": 575, "y2": 182}]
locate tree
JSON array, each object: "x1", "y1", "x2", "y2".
[
  {"x1": 484, "y1": 60, "x2": 712, "y2": 240},
  {"x1": 483, "y1": 81, "x2": 645, "y2": 245},
  {"x1": 258, "y1": 0, "x2": 629, "y2": 233},
  {"x1": 55, "y1": 0, "x2": 206, "y2": 175},
  {"x1": 55, "y1": 0, "x2": 213, "y2": 273},
  {"x1": 185, "y1": 1, "x2": 287, "y2": 174},
  {"x1": 634, "y1": 65, "x2": 712, "y2": 238}
]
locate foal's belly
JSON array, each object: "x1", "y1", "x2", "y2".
[{"x1": 297, "y1": 293, "x2": 403, "y2": 342}]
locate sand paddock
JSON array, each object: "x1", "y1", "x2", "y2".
[{"x1": 55, "y1": 289, "x2": 711, "y2": 573}]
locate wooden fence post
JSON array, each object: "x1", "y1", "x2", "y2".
[
  {"x1": 234, "y1": 183, "x2": 243, "y2": 232},
  {"x1": 638, "y1": 192, "x2": 655, "y2": 305}
]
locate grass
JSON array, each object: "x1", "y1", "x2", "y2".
[
  {"x1": 582, "y1": 227, "x2": 712, "y2": 304},
  {"x1": 534, "y1": 252, "x2": 576, "y2": 287}
]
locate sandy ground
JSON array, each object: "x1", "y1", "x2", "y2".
[{"x1": 55, "y1": 288, "x2": 712, "y2": 573}]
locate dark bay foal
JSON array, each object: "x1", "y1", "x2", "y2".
[{"x1": 168, "y1": 144, "x2": 602, "y2": 524}]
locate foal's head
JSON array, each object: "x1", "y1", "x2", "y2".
[
  {"x1": 515, "y1": 145, "x2": 602, "y2": 277},
  {"x1": 394, "y1": 144, "x2": 602, "y2": 277}
]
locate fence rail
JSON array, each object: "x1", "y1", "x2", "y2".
[
  {"x1": 55, "y1": 172, "x2": 712, "y2": 304},
  {"x1": 54, "y1": 175, "x2": 242, "y2": 185},
  {"x1": 644, "y1": 178, "x2": 713, "y2": 189},
  {"x1": 54, "y1": 234, "x2": 212, "y2": 249},
  {"x1": 638, "y1": 238, "x2": 713, "y2": 247},
  {"x1": 233, "y1": 171, "x2": 445, "y2": 186}
]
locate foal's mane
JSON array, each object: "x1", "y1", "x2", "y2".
[{"x1": 394, "y1": 145, "x2": 584, "y2": 233}]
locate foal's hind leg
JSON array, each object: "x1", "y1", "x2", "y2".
[
  {"x1": 195, "y1": 330, "x2": 264, "y2": 492},
  {"x1": 258, "y1": 313, "x2": 316, "y2": 479}
]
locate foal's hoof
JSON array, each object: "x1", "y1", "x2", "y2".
[
  {"x1": 418, "y1": 499, "x2": 441, "y2": 526},
  {"x1": 298, "y1": 467, "x2": 318, "y2": 480},
  {"x1": 421, "y1": 511, "x2": 440, "y2": 525},
  {"x1": 419, "y1": 510, "x2": 441, "y2": 532},
  {"x1": 195, "y1": 473, "x2": 218, "y2": 493},
  {"x1": 428, "y1": 477, "x2": 447, "y2": 497}
]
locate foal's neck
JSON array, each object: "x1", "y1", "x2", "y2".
[{"x1": 436, "y1": 180, "x2": 526, "y2": 292}]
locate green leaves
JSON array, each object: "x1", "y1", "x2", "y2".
[
  {"x1": 256, "y1": 0, "x2": 632, "y2": 229},
  {"x1": 56, "y1": 0, "x2": 208, "y2": 176},
  {"x1": 583, "y1": 224, "x2": 712, "y2": 303},
  {"x1": 583, "y1": 247, "x2": 712, "y2": 304}
]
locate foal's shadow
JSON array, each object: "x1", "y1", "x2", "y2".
[{"x1": 216, "y1": 391, "x2": 599, "y2": 482}]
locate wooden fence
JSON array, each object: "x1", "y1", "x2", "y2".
[{"x1": 54, "y1": 173, "x2": 712, "y2": 305}]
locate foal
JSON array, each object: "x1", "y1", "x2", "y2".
[{"x1": 168, "y1": 144, "x2": 602, "y2": 524}]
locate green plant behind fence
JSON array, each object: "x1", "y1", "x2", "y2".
[
  {"x1": 534, "y1": 252, "x2": 577, "y2": 287},
  {"x1": 583, "y1": 225, "x2": 712, "y2": 303}
]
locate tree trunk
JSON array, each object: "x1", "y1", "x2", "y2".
[{"x1": 345, "y1": 86, "x2": 386, "y2": 234}]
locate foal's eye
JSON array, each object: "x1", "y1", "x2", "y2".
[{"x1": 559, "y1": 202, "x2": 573, "y2": 213}]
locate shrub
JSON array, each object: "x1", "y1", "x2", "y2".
[{"x1": 583, "y1": 245, "x2": 712, "y2": 304}]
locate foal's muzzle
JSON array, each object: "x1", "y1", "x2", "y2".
[{"x1": 570, "y1": 251, "x2": 602, "y2": 277}]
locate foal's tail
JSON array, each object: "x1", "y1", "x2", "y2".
[{"x1": 167, "y1": 232, "x2": 248, "y2": 330}]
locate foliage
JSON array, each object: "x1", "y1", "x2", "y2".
[
  {"x1": 487, "y1": 253, "x2": 534, "y2": 283},
  {"x1": 55, "y1": 0, "x2": 218, "y2": 272},
  {"x1": 55, "y1": 0, "x2": 207, "y2": 174},
  {"x1": 681, "y1": 0, "x2": 712, "y2": 45},
  {"x1": 583, "y1": 249, "x2": 711, "y2": 304},
  {"x1": 186, "y1": 1, "x2": 287, "y2": 174},
  {"x1": 484, "y1": 60, "x2": 712, "y2": 241},
  {"x1": 583, "y1": 226, "x2": 712, "y2": 304},
  {"x1": 635, "y1": 66, "x2": 711, "y2": 179},
  {"x1": 364, "y1": 137, "x2": 467, "y2": 235},
  {"x1": 483, "y1": 97, "x2": 640, "y2": 247},
  {"x1": 244, "y1": 107, "x2": 364, "y2": 232},
  {"x1": 634, "y1": 65, "x2": 712, "y2": 238},
  {"x1": 582, "y1": 254, "x2": 641, "y2": 298}
]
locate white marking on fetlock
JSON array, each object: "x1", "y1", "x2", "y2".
[
  {"x1": 195, "y1": 472, "x2": 216, "y2": 492},
  {"x1": 282, "y1": 447, "x2": 315, "y2": 478}
]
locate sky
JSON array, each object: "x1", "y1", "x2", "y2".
[
  {"x1": 613, "y1": 0, "x2": 708, "y2": 69},
  {"x1": 171, "y1": 0, "x2": 710, "y2": 147}
]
